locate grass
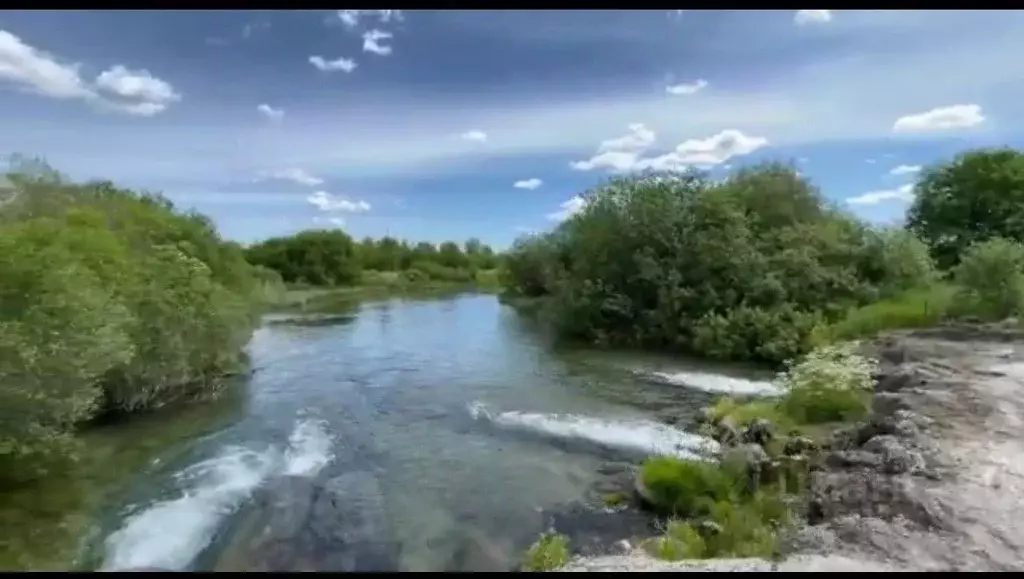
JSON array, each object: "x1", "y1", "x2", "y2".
[
  {"x1": 522, "y1": 531, "x2": 571, "y2": 571},
  {"x1": 812, "y1": 284, "x2": 957, "y2": 345}
]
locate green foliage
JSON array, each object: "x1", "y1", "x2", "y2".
[
  {"x1": 776, "y1": 342, "x2": 877, "y2": 424},
  {"x1": 950, "y1": 237, "x2": 1024, "y2": 321},
  {"x1": 907, "y1": 148, "x2": 1024, "y2": 270},
  {"x1": 815, "y1": 284, "x2": 956, "y2": 345},
  {"x1": 643, "y1": 344, "x2": 879, "y2": 562},
  {"x1": 522, "y1": 531, "x2": 570, "y2": 571},
  {"x1": 0, "y1": 162, "x2": 264, "y2": 481},
  {"x1": 640, "y1": 458, "x2": 789, "y2": 560},
  {"x1": 641, "y1": 456, "x2": 743, "y2": 517},
  {"x1": 247, "y1": 232, "x2": 501, "y2": 290},
  {"x1": 245, "y1": 229, "x2": 361, "y2": 286},
  {"x1": 499, "y1": 166, "x2": 929, "y2": 364}
]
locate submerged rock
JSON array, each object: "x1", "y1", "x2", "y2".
[{"x1": 212, "y1": 472, "x2": 399, "y2": 572}]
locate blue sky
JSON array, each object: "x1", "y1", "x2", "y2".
[{"x1": 1, "y1": 10, "x2": 1022, "y2": 249}]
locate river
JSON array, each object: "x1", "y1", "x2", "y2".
[{"x1": 0, "y1": 293, "x2": 779, "y2": 572}]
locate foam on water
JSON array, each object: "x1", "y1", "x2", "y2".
[
  {"x1": 101, "y1": 418, "x2": 334, "y2": 571},
  {"x1": 644, "y1": 369, "x2": 781, "y2": 397},
  {"x1": 468, "y1": 401, "x2": 718, "y2": 459}
]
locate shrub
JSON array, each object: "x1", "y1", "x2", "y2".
[
  {"x1": 776, "y1": 342, "x2": 877, "y2": 424},
  {"x1": 522, "y1": 531, "x2": 570, "y2": 571},
  {"x1": 951, "y1": 237, "x2": 1024, "y2": 321}
]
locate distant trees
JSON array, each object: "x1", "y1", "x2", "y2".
[{"x1": 245, "y1": 231, "x2": 500, "y2": 287}]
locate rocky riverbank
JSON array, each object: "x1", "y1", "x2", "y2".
[{"x1": 561, "y1": 324, "x2": 1024, "y2": 572}]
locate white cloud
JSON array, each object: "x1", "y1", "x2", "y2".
[
  {"x1": 889, "y1": 164, "x2": 921, "y2": 176},
  {"x1": 460, "y1": 130, "x2": 487, "y2": 143},
  {"x1": 336, "y1": 10, "x2": 402, "y2": 29},
  {"x1": 513, "y1": 178, "x2": 543, "y2": 190},
  {"x1": 0, "y1": 29, "x2": 91, "y2": 99},
  {"x1": 794, "y1": 10, "x2": 833, "y2": 26},
  {"x1": 94, "y1": 65, "x2": 181, "y2": 116},
  {"x1": 892, "y1": 104, "x2": 985, "y2": 133},
  {"x1": 666, "y1": 79, "x2": 708, "y2": 96},
  {"x1": 362, "y1": 29, "x2": 393, "y2": 56},
  {"x1": 307, "y1": 190, "x2": 371, "y2": 213},
  {"x1": 257, "y1": 103, "x2": 284, "y2": 121},
  {"x1": 0, "y1": 30, "x2": 179, "y2": 116},
  {"x1": 309, "y1": 55, "x2": 357, "y2": 73},
  {"x1": 546, "y1": 195, "x2": 587, "y2": 222},
  {"x1": 846, "y1": 183, "x2": 914, "y2": 205},
  {"x1": 258, "y1": 168, "x2": 323, "y2": 186},
  {"x1": 572, "y1": 124, "x2": 768, "y2": 173}
]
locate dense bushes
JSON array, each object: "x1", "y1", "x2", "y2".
[
  {"x1": 245, "y1": 231, "x2": 500, "y2": 288},
  {"x1": 500, "y1": 150, "x2": 1024, "y2": 365},
  {"x1": 499, "y1": 166, "x2": 930, "y2": 365},
  {"x1": 0, "y1": 163, "x2": 269, "y2": 481}
]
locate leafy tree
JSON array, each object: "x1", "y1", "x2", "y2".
[
  {"x1": 907, "y1": 148, "x2": 1024, "y2": 270},
  {"x1": 500, "y1": 166, "x2": 934, "y2": 364}
]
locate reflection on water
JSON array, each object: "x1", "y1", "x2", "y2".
[{"x1": 0, "y1": 293, "x2": 777, "y2": 571}]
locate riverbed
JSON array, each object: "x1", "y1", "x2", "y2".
[{"x1": 0, "y1": 293, "x2": 778, "y2": 571}]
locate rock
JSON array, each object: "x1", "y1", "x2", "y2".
[
  {"x1": 742, "y1": 418, "x2": 774, "y2": 447},
  {"x1": 723, "y1": 443, "x2": 771, "y2": 491},
  {"x1": 862, "y1": 435, "x2": 923, "y2": 475},
  {"x1": 875, "y1": 367, "x2": 918, "y2": 393},
  {"x1": 855, "y1": 414, "x2": 918, "y2": 444},
  {"x1": 825, "y1": 450, "x2": 882, "y2": 470},
  {"x1": 713, "y1": 416, "x2": 740, "y2": 446},
  {"x1": 632, "y1": 471, "x2": 656, "y2": 507},
  {"x1": 808, "y1": 470, "x2": 950, "y2": 530},
  {"x1": 611, "y1": 539, "x2": 632, "y2": 554},
  {"x1": 697, "y1": 406, "x2": 717, "y2": 426},
  {"x1": 783, "y1": 434, "x2": 817, "y2": 457},
  {"x1": 872, "y1": 392, "x2": 912, "y2": 417},
  {"x1": 213, "y1": 473, "x2": 399, "y2": 572},
  {"x1": 877, "y1": 343, "x2": 909, "y2": 366}
]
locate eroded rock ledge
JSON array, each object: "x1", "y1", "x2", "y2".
[{"x1": 565, "y1": 325, "x2": 1024, "y2": 572}]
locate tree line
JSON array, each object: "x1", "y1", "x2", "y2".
[
  {"x1": 499, "y1": 148, "x2": 1024, "y2": 366},
  {"x1": 244, "y1": 230, "x2": 501, "y2": 287}
]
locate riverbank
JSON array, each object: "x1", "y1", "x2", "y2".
[
  {"x1": 557, "y1": 322, "x2": 1024, "y2": 572},
  {"x1": 270, "y1": 270, "x2": 501, "y2": 313}
]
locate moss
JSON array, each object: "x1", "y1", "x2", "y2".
[
  {"x1": 602, "y1": 491, "x2": 627, "y2": 508},
  {"x1": 522, "y1": 531, "x2": 571, "y2": 572}
]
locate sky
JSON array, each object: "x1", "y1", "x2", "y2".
[{"x1": 1, "y1": 10, "x2": 1023, "y2": 249}]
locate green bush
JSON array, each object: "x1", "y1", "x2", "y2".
[
  {"x1": 0, "y1": 163, "x2": 263, "y2": 482},
  {"x1": 522, "y1": 531, "x2": 570, "y2": 571},
  {"x1": 497, "y1": 166, "x2": 924, "y2": 365},
  {"x1": 639, "y1": 458, "x2": 789, "y2": 560},
  {"x1": 950, "y1": 237, "x2": 1024, "y2": 321},
  {"x1": 776, "y1": 342, "x2": 877, "y2": 424}
]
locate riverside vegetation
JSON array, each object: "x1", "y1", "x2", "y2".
[
  {"x1": 502, "y1": 148, "x2": 1024, "y2": 569},
  {"x1": 0, "y1": 158, "x2": 504, "y2": 487},
  {"x1": 3, "y1": 146, "x2": 1024, "y2": 571},
  {"x1": 245, "y1": 229, "x2": 503, "y2": 313}
]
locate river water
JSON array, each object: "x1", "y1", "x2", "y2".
[{"x1": 0, "y1": 293, "x2": 779, "y2": 571}]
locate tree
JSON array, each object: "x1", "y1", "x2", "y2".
[{"x1": 906, "y1": 148, "x2": 1024, "y2": 270}]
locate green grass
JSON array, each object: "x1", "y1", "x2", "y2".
[
  {"x1": 522, "y1": 531, "x2": 571, "y2": 571},
  {"x1": 638, "y1": 457, "x2": 791, "y2": 561},
  {"x1": 813, "y1": 284, "x2": 956, "y2": 345}
]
